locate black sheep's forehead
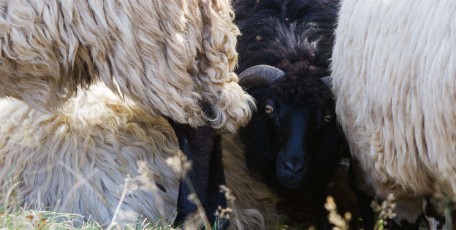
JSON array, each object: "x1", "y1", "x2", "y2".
[
  {"x1": 237, "y1": 19, "x2": 322, "y2": 69},
  {"x1": 273, "y1": 74, "x2": 333, "y2": 107},
  {"x1": 267, "y1": 21, "x2": 320, "y2": 64},
  {"x1": 234, "y1": 0, "x2": 339, "y2": 71},
  {"x1": 234, "y1": 0, "x2": 339, "y2": 25}
]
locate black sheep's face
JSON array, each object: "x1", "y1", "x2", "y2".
[{"x1": 239, "y1": 86, "x2": 343, "y2": 191}]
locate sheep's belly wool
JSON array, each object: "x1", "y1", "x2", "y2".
[
  {"x1": 0, "y1": 83, "x2": 181, "y2": 225},
  {"x1": 332, "y1": 0, "x2": 456, "y2": 199},
  {"x1": 0, "y1": 83, "x2": 278, "y2": 229}
]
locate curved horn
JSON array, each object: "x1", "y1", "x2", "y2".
[
  {"x1": 321, "y1": 76, "x2": 332, "y2": 88},
  {"x1": 238, "y1": 65, "x2": 285, "y2": 88}
]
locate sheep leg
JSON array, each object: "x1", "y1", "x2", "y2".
[
  {"x1": 348, "y1": 158, "x2": 376, "y2": 230},
  {"x1": 423, "y1": 196, "x2": 447, "y2": 230},
  {"x1": 171, "y1": 124, "x2": 198, "y2": 226},
  {"x1": 206, "y1": 134, "x2": 229, "y2": 228},
  {"x1": 168, "y1": 120, "x2": 228, "y2": 228}
]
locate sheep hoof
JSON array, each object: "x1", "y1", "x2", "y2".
[{"x1": 423, "y1": 197, "x2": 446, "y2": 230}]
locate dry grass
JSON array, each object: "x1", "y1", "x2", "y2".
[
  {"x1": 0, "y1": 153, "x2": 233, "y2": 230},
  {"x1": 1, "y1": 154, "x2": 454, "y2": 230},
  {"x1": 1, "y1": 191, "x2": 455, "y2": 229},
  {"x1": 0, "y1": 209, "x2": 229, "y2": 230}
]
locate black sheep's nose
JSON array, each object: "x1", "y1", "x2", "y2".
[{"x1": 283, "y1": 161, "x2": 304, "y2": 175}]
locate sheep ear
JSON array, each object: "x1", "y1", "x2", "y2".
[
  {"x1": 321, "y1": 76, "x2": 332, "y2": 88},
  {"x1": 238, "y1": 65, "x2": 285, "y2": 89}
]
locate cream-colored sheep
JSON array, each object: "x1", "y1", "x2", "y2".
[
  {"x1": 0, "y1": 83, "x2": 277, "y2": 229},
  {"x1": 332, "y1": 0, "x2": 456, "y2": 227},
  {"x1": 0, "y1": 0, "x2": 253, "y2": 133}
]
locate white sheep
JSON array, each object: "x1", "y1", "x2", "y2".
[
  {"x1": 0, "y1": 1, "x2": 255, "y2": 224},
  {"x1": 331, "y1": 0, "x2": 456, "y2": 227},
  {"x1": 0, "y1": 0, "x2": 253, "y2": 133},
  {"x1": 0, "y1": 82, "x2": 277, "y2": 229}
]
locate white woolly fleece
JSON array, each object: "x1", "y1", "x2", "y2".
[
  {"x1": 0, "y1": 0, "x2": 254, "y2": 133},
  {"x1": 332, "y1": 0, "x2": 456, "y2": 199}
]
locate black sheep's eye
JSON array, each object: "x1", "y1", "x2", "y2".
[
  {"x1": 265, "y1": 104, "x2": 274, "y2": 113},
  {"x1": 324, "y1": 114, "x2": 332, "y2": 123}
]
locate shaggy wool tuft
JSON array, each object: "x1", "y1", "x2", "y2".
[{"x1": 0, "y1": 0, "x2": 254, "y2": 133}]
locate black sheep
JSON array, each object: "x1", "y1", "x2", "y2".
[{"x1": 233, "y1": 0, "x2": 344, "y2": 228}]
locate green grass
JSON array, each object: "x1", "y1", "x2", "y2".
[
  {"x1": 0, "y1": 209, "x2": 100, "y2": 230},
  {"x1": 0, "y1": 209, "x2": 180, "y2": 230},
  {"x1": 0, "y1": 209, "x2": 235, "y2": 230}
]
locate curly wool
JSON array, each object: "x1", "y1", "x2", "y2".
[
  {"x1": 0, "y1": 0, "x2": 254, "y2": 133},
  {"x1": 233, "y1": 0, "x2": 338, "y2": 73},
  {"x1": 0, "y1": 83, "x2": 278, "y2": 228},
  {"x1": 273, "y1": 65, "x2": 333, "y2": 108},
  {"x1": 332, "y1": 0, "x2": 456, "y2": 200}
]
